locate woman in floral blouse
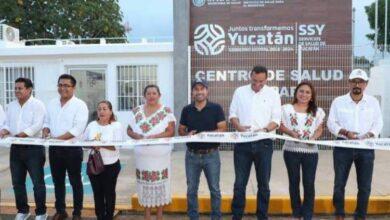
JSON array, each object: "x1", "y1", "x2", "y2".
[
  {"x1": 279, "y1": 81, "x2": 325, "y2": 220},
  {"x1": 127, "y1": 85, "x2": 176, "y2": 220}
]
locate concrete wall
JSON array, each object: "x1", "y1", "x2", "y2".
[{"x1": 173, "y1": 0, "x2": 190, "y2": 121}]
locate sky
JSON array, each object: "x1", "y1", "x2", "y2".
[
  {"x1": 353, "y1": 0, "x2": 376, "y2": 58},
  {"x1": 118, "y1": 0, "x2": 173, "y2": 41},
  {"x1": 118, "y1": 0, "x2": 377, "y2": 58}
]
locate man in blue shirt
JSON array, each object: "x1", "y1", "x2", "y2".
[{"x1": 179, "y1": 79, "x2": 227, "y2": 220}]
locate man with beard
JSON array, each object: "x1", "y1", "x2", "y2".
[
  {"x1": 179, "y1": 79, "x2": 227, "y2": 220},
  {"x1": 327, "y1": 69, "x2": 383, "y2": 220}
]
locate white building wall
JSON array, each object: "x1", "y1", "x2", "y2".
[
  {"x1": 366, "y1": 58, "x2": 390, "y2": 138},
  {"x1": 0, "y1": 43, "x2": 174, "y2": 129}
]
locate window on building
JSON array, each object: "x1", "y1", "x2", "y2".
[
  {"x1": 117, "y1": 65, "x2": 157, "y2": 111},
  {"x1": 68, "y1": 67, "x2": 106, "y2": 122},
  {"x1": 0, "y1": 66, "x2": 35, "y2": 106}
]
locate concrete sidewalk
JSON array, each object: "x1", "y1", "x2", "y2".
[{"x1": 0, "y1": 148, "x2": 390, "y2": 214}]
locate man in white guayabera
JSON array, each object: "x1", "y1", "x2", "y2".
[
  {"x1": 42, "y1": 74, "x2": 88, "y2": 220},
  {"x1": 0, "y1": 78, "x2": 47, "y2": 220},
  {"x1": 327, "y1": 69, "x2": 383, "y2": 220},
  {"x1": 229, "y1": 65, "x2": 281, "y2": 220}
]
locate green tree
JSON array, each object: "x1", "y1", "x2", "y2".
[
  {"x1": 365, "y1": 0, "x2": 390, "y2": 49},
  {"x1": 354, "y1": 56, "x2": 373, "y2": 71},
  {"x1": 0, "y1": 0, "x2": 126, "y2": 42}
]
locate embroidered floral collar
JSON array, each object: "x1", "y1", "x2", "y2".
[{"x1": 132, "y1": 105, "x2": 172, "y2": 133}]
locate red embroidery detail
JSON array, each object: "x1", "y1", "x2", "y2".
[
  {"x1": 305, "y1": 117, "x2": 314, "y2": 127},
  {"x1": 136, "y1": 169, "x2": 168, "y2": 182},
  {"x1": 290, "y1": 113, "x2": 298, "y2": 126},
  {"x1": 156, "y1": 111, "x2": 167, "y2": 121},
  {"x1": 161, "y1": 168, "x2": 168, "y2": 179},
  {"x1": 132, "y1": 106, "x2": 141, "y2": 114},
  {"x1": 150, "y1": 116, "x2": 160, "y2": 126},
  {"x1": 289, "y1": 110, "x2": 315, "y2": 140},
  {"x1": 136, "y1": 169, "x2": 140, "y2": 179},
  {"x1": 134, "y1": 106, "x2": 172, "y2": 134},
  {"x1": 164, "y1": 107, "x2": 172, "y2": 114},
  {"x1": 140, "y1": 122, "x2": 151, "y2": 133},
  {"x1": 135, "y1": 113, "x2": 143, "y2": 123}
]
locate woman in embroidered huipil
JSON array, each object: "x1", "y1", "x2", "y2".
[
  {"x1": 127, "y1": 85, "x2": 176, "y2": 220},
  {"x1": 279, "y1": 81, "x2": 325, "y2": 220}
]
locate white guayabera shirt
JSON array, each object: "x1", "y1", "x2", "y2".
[
  {"x1": 3, "y1": 96, "x2": 46, "y2": 137},
  {"x1": 229, "y1": 84, "x2": 282, "y2": 133},
  {"x1": 327, "y1": 93, "x2": 383, "y2": 139},
  {"x1": 43, "y1": 95, "x2": 89, "y2": 140}
]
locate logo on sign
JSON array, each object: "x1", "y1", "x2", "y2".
[
  {"x1": 192, "y1": 0, "x2": 206, "y2": 7},
  {"x1": 194, "y1": 24, "x2": 225, "y2": 55}
]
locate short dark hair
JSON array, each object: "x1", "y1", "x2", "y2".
[
  {"x1": 15, "y1": 77, "x2": 34, "y2": 89},
  {"x1": 58, "y1": 74, "x2": 76, "y2": 87},
  {"x1": 251, "y1": 65, "x2": 268, "y2": 77},
  {"x1": 143, "y1": 84, "x2": 161, "y2": 96}
]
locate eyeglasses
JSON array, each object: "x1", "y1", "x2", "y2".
[
  {"x1": 57, "y1": 84, "x2": 74, "y2": 88},
  {"x1": 349, "y1": 80, "x2": 366, "y2": 85},
  {"x1": 14, "y1": 87, "x2": 26, "y2": 91}
]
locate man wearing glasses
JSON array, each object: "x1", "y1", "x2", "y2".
[
  {"x1": 327, "y1": 69, "x2": 383, "y2": 220},
  {"x1": 43, "y1": 74, "x2": 89, "y2": 220}
]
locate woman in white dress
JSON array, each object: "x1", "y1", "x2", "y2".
[
  {"x1": 279, "y1": 81, "x2": 325, "y2": 220},
  {"x1": 84, "y1": 100, "x2": 123, "y2": 220},
  {"x1": 127, "y1": 85, "x2": 176, "y2": 220}
]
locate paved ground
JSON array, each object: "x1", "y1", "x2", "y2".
[
  {"x1": 1, "y1": 147, "x2": 390, "y2": 218},
  {"x1": 114, "y1": 214, "x2": 390, "y2": 219},
  {"x1": 1, "y1": 213, "x2": 390, "y2": 219},
  {"x1": 1, "y1": 206, "x2": 390, "y2": 220}
]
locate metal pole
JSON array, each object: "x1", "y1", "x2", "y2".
[
  {"x1": 187, "y1": 46, "x2": 191, "y2": 104},
  {"x1": 352, "y1": 7, "x2": 356, "y2": 58},
  {"x1": 375, "y1": 0, "x2": 379, "y2": 53},
  {"x1": 386, "y1": 0, "x2": 388, "y2": 52},
  {"x1": 298, "y1": 45, "x2": 302, "y2": 84}
]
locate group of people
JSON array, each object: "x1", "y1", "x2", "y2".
[{"x1": 0, "y1": 64, "x2": 383, "y2": 220}]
